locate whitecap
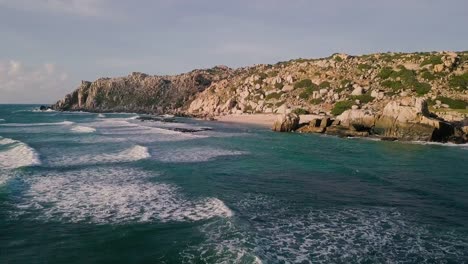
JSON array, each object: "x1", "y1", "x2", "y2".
[
  {"x1": 0, "y1": 119, "x2": 4, "y2": 122},
  {"x1": 17, "y1": 167, "x2": 233, "y2": 224},
  {"x1": 215, "y1": 195, "x2": 468, "y2": 263},
  {"x1": 410, "y1": 141, "x2": 468, "y2": 149},
  {"x1": 155, "y1": 147, "x2": 247, "y2": 163},
  {"x1": 70, "y1": 125, "x2": 96, "y2": 133},
  {"x1": 0, "y1": 137, "x2": 41, "y2": 169},
  {"x1": 46, "y1": 145, "x2": 150, "y2": 166},
  {"x1": 97, "y1": 114, "x2": 106, "y2": 118},
  {"x1": 0, "y1": 121, "x2": 74, "y2": 127}
]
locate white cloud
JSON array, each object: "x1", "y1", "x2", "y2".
[
  {"x1": 0, "y1": 0, "x2": 111, "y2": 17},
  {"x1": 0, "y1": 60, "x2": 71, "y2": 103}
]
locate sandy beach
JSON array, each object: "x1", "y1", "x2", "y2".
[{"x1": 215, "y1": 114, "x2": 323, "y2": 128}]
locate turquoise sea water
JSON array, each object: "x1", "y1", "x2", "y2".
[{"x1": 0, "y1": 104, "x2": 467, "y2": 263}]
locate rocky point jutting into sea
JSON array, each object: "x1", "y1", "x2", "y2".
[{"x1": 52, "y1": 51, "x2": 468, "y2": 143}]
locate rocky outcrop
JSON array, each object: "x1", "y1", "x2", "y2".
[
  {"x1": 272, "y1": 114, "x2": 299, "y2": 132},
  {"x1": 374, "y1": 98, "x2": 455, "y2": 141},
  {"x1": 52, "y1": 50, "x2": 467, "y2": 143},
  {"x1": 53, "y1": 67, "x2": 232, "y2": 114}
]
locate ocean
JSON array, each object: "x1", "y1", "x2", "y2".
[{"x1": 0, "y1": 104, "x2": 467, "y2": 263}]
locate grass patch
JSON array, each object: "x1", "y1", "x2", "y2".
[
  {"x1": 310, "y1": 98, "x2": 322, "y2": 105},
  {"x1": 265, "y1": 92, "x2": 283, "y2": 100},
  {"x1": 449, "y1": 73, "x2": 468, "y2": 90},
  {"x1": 436, "y1": 97, "x2": 468, "y2": 109},
  {"x1": 292, "y1": 108, "x2": 309, "y2": 115},
  {"x1": 331, "y1": 100, "x2": 354, "y2": 116},
  {"x1": 381, "y1": 80, "x2": 403, "y2": 91},
  {"x1": 414, "y1": 82, "x2": 431, "y2": 95},
  {"x1": 319, "y1": 81, "x2": 331, "y2": 88},
  {"x1": 294, "y1": 79, "x2": 314, "y2": 89},
  {"x1": 357, "y1": 64, "x2": 372, "y2": 71},
  {"x1": 421, "y1": 70, "x2": 436, "y2": 81},
  {"x1": 420, "y1": 55, "x2": 443, "y2": 67},
  {"x1": 350, "y1": 94, "x2": 374, "y2": 103},
  {"x1": 274, "y1": 82, "x2": 284, "y2": 89},
  {"x1": 299, "y1": 86, "x2": 319, "y2": 99}
]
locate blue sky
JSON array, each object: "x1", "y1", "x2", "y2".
[{"x1": 1, "y1": 0, "x2": 467, "y2": 103}]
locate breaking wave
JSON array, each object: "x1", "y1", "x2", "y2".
[
  {"x1": 70, "y1": 125, "x2": 96, "y2": 133},
  {"x1": 0, "y1": 137, "x2": 41, "y2": 169},
  {"x1": 197, "y1": 194, "x2": 468, "y2": 263},
  {"x1": 155, "y1": 147, "x2": 247, "y2": 163},
  {"x1": 0, "y1": 121, "x2": 74, "y2": 127},
  {"x1": 46, "y1": 145, "x2": 150, "y2": 166},
  {"x1": 17, "y1": 167, "x2": 233, "y2": 224}
]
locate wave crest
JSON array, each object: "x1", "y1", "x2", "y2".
[{"x1": 0, "y1": 137, "x2": 41, "y2": 169}]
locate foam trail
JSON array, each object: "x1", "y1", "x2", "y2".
[
  {"x1": 70, "y1": 125, "x2": 96, "y2": 133},
  {"x1": 0, "y1": 137, "x2": 41, "y2": 169},
  {"x1": 156, "y1": 147, "x2": 247, "y2": 163},
  {"x1": 0, "y1": 121, "x2": 74, "y2": 127},
  {"x1": 17, "y1": 167, "x2": 233, "y2": 224},
  {"x1": 47, "y1": 145, "x2": 150, "y2": 166}
]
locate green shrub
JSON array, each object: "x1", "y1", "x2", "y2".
[
  {"x1": 420, "y1": 55, "x2": 443, "y2": 67},
  {"x1": 294, "y1": 79, "x2": 314, "y2": 89},
  {"x1": 258, "y1": 72, "x2": 268, "y2": 80},
  {"x1": 299, "y1": 85, "x2": 319, "y2": 99},
  {"x1": 319, "y1": 81, "x2": 331, "y2": 88},
  {"x1": 274, "y1": 82, "x2": 284, "y2": 89},
  {"x1": 340, "y1": 79, "x2": 351, "y2": 87},
  {"x1": 254, "y1": 79, "x2": 263, "y2": 85},
  {"x1": 310, "y1": 98, "x2": 322, "y2": 105},
  {"x1": 268, "y1": 71, "x2": 278, "y2": 77},
  {"x1": 350, "y1": 94, "x2": 374, "y2": 103},
  {"x1": 265, "y1": 92, "x2": 282, "y2": 100},
  {"x1": 331, "y1": 100, "x2": 354, "y2": 116},
  {"x1": 437, "y1": 97, "x2": 468, "y2": 109},
  {"x1": 378, "y1": 67, "x2": 395, "y2": 79},
  {"x1": 414, "y1": 82, "x2": 431, "y2": 95},
  {"x1": 449, "y1": 73, "x2": 468, "y2": 90},
  {"x1": 381, "y1": 80, "x2": 403, "y2": 91},
  {"x1": 421, "y1": 70, "x2": 436, "y2": 81},
  {"x1": 334, "y1": 56, "x2": 343, "y2": 62},
  {"x1": 357, "y1": 64, "x2": 371, "y2": 71},
  {"x1": 292, "y1": 108, "x2": 309, "y2": 115}
]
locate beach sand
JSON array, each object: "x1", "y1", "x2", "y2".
[{"x1": 214, "y1": 114, "x2": 322, "y2": 128}]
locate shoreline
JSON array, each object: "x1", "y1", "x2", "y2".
[
  {"x1": 39, "y1": 109, "x2": 467, "y2": 146},
  {"x1": 214, "y1": 113, "x2": 324, "y2": 128}
]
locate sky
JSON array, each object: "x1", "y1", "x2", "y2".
[{"x1": 0, "y1": 0, "x2": 467, "y2": 103}]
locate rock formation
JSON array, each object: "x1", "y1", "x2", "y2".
[
  {"x1": 52, "y1": 51, "x2": 468, "y2": 142},
  {"x1": 272, "y1": 114, "x2": 299, "y2": 132}
]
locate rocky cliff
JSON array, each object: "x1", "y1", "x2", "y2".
[
  {"x1": 53, "y1": 66, "x2": 232, "y2": 113},
  {"x1": 53, "y1": 51, "x2": 468, "y2": 142}
]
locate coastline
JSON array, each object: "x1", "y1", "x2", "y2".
[{"x1": 214, "y1": 113, "x2": 324, "y2": 128}]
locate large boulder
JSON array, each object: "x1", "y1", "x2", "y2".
[
  {"x1": 337, "y1": 109, "x2": 376, "y2": 131},
  {"x1": 374, "y1": 98, "x2": 454, "y2": 141},
  {"x1": 272, "y1": 113, "x2": 299, "y2": 132}
]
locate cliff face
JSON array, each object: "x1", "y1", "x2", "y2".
[
  {"x1": 53, "y1": 51, "x2": 468, "y2": 120},
  {"x1": 53, "y1": 66, "x2": 232, "y2": 113}
]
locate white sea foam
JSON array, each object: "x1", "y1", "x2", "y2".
[
  {"x1": 17, "y1": 167, "x2": 233, "y2": 224},
  {"x1": 0, "y1": 121, "x2": 74, "y2": 127},
  {"x1": 70, "y1": 125, "x2": 96, "y2": 133},
  {"x1": 0, "y1": 119, "x2": 4, "y2": 122},
  {"x1": 203, "y1": 195, "x2": 468, "y2": 263},
  {"x1": 410, "y1": 141, "x2": 468, "y2": 149},
  {"x1": 0, "y1": 137, "x2": 41, "y2": 169},
  {"x1": 155, "y1": 147, "x2": 247, "y2": 163},
  {"x1": 93, "y1": 119, "x2": 207, "y2": 142},
  {"x1": 97, "y1": 114, "x2": 106, "y2": 118},
  {"x1": 46, "y1": 145, "x2": 150, "y2": 166}
]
